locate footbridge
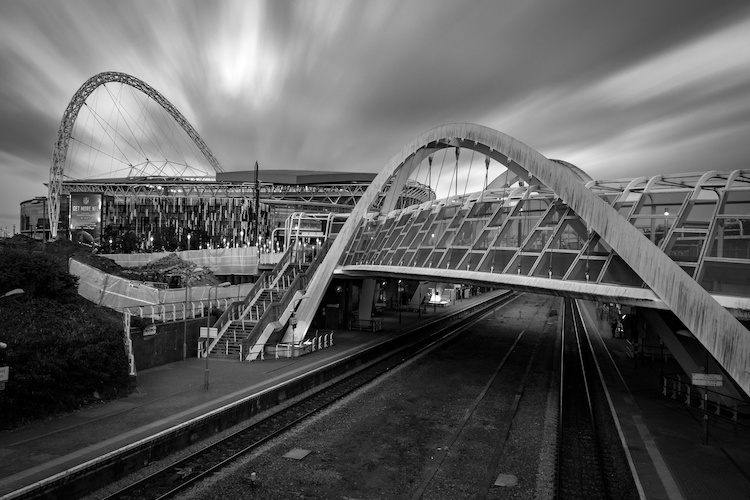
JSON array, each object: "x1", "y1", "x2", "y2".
[{"x1": 277, "y1": 124, "x2": 750, "y2": 398}]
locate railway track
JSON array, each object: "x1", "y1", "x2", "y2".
[
  {"x1": 79, "y1": 293, "x2": 519, "y2": 500},
  {"x1": 162, "y1": 292, "x2": 561, "y2": 499},
  {"x1": 556, "y1": 298, "x2": 638, "y2": 500},
  {"x1": 410, "y1": 294, "x2": 558, "y2": 499}
]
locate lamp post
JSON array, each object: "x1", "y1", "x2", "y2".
[
  {"x1": 663, "y1": 209, "x2": 670, "y2": 246},
  {"x1": 398, "y1": 280, "x2": 402, "y2": 324},
  {"x1": 183, "y1": 283, "x2": 190, "y2": 361},
  {"x1": 204, "y1": 282, "x2": 229, "y2": 390}
]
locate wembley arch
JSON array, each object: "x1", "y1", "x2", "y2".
[{"x1": 47, "y1": 71, "x2": 223, "y2": 238}]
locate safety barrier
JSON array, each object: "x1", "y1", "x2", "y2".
[
  {"x1": 124, "y1": 298, "x2": 234, "y2": 323},
  {"x1": 662, "y1": 373, "x2": 746, "y2": 422},
  {"x1": 626, "y1": 340, "x2": 673, "y2": 361},
  {"x1": 70, "y1": 258, "x2": 249, "y2": 320},
  {"x1": 255, "y1": 330, "x2": 335, "y2": 360},
  {"x1": 104, "y1": 247, "x2": 259, "y2": 276},
  {"x1": 207, "y1": 248, "x2": 295, "y2": 353},
  {"x1": 240, "y1": 240, "x2": 333, "y2": 359}
]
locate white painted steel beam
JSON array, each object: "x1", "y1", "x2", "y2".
[{"x1": 293, "y1": 123, "x2": 750, "y2": 396}]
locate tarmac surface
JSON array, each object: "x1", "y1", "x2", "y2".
[{"x1": 0, "y1": 293, "x2": 748, "y2": 499}]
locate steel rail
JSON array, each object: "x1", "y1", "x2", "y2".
[{"x1": 94, "y1": 293, "x2": 519, "y2": 500}]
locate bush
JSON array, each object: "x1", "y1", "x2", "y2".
[
  {"x1": 0, "y1": 248, "x2": 78, "y2": 303},
  {"x1": 0, "y1": 249, "x2": 131, "y2": 429},
  {"x1": 0, "y1": 299, "x2": 131, "y2": 429}
]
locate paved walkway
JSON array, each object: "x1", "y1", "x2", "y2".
[
  {"x1": 579, "y1": 300, "x2": 750, "y2": 500},
  {"x1": 0, "y1": 294, "x2": 748, "y2": 499}
]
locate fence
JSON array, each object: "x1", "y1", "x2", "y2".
[
  {"x1": 103, "y1": 247, "x2": 259, "y2": 276},
  {"x1": 70, "y1": 258, "x2": 252, "y2": 319},
  {"x1": 259, "y1": 330, "x2": 334, "y2": 360},
  {"x1": 662, "y1": 373, "x2": 747, "y2": 423}
]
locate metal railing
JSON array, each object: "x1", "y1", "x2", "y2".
[
  {"x1": 123, "y1": 298, "x2": 233, "y2": 323},
  {"x1": 662, "y1": 372, "x2": 747, "y2": 423},
  {"x1": 257, "y1": 330, "x2": 335, "y2": 360},
  {"x1": 240, "y1": 239, "x2": 333, "y2": 359},
  {"x1": 205, "y1": 247, "x2": 295, "y2": 354}
]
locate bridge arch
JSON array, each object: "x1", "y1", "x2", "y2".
[
  {"x1": 48, "y1": 71, "x2": 223, "y2": 238},
  {"x1": 297, "y1": 123, "x2": 750, "y2": 395}
]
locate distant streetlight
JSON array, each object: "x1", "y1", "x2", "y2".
[
  {"x1": 187, "y1": 233, "x2": 191, "y2": 250},
  {"x1": 204, "y1": 282, "x2": 230, "y2": 390}
]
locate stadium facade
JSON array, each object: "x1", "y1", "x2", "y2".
[{"x1": 20, "y1": 170, "x2": 435, "y2": 257}]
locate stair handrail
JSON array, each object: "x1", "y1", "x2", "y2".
[
  {"x1": 240, "y1": 238, "x2": 333, "y2": 357},
  {"x1": 206, "y1": 247, "x2": 294, "y2": 354}
]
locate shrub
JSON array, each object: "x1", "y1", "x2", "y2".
[
  {"x1": 0, "y1": 249, "x2": 130, "y2": 429},
  {"x1": 0, "y1": 248, "x2": 78, "y2": 303},
  {"x1": 0, "y1": 299, "x2": 131, "y2": 429}
]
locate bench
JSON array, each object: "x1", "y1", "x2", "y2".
[{"x1": 350, "y1": 318, "x2": 383, "y2": 332}]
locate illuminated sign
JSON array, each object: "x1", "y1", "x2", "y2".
[{"x1": 70, "y1": 193, "x2": 102, "y2": 245}]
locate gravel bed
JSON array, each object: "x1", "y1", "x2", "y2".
[{"x1": 170, "y1": 294, "x2": 561, "y2": 500}]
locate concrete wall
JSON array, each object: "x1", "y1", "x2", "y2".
[{"x1": 130, "y1": 317, "x2": 216, "y2": 371}]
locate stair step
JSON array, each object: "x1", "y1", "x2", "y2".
[{"x1": 208, "y1": 353, "x2": 240, "y2": 360}]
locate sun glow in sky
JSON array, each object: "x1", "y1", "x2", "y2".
[{"x1": 1, "y1": 0, "x2": 749, "y2": 232}]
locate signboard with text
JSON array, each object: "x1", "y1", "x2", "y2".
[
  {"x1": 691, "y1": 373, "x2": 723, "y2": 387},
  {"x1": 69, "y1": 193, "x2": 102, "y2": 245},
  {"x1": 200, "y1": 327, "x2": 218, "y2": 339}
]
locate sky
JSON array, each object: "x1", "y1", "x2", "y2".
[{"x1": 1, "y1": 0, "x2": 750, "y2": 233}]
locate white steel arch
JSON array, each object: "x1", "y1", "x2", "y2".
[
  {"x1": 294, "y1": 123, "x2": 750, "y2": 396},
  {"x1": 48, "y1": 71, "x2": 223, "y2": 238}
]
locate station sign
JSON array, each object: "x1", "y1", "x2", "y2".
[
  {"x1": 200, "y1": 327, "x2": 218, "y2": 338},
  {"x1": 691, "y1": 373, "x2": 723, "y2": 387}
]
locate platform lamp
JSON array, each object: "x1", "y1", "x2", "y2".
[
  {"x1": 183, "y1": 281, "x2": 190, "y2": 361},
  {"x1": 205, "y1": 282, "x2": 230, "y2": 390},
  {"x1": 182, "y1": 267, "x2": 202, "y2": 361},
  {"x1": 398, "y1": 280, "x2": 402, "y2": 324}
]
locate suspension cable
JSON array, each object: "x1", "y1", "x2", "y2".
[{"x1": 463, "y1": 148, "x2": 475, "y2": 199}]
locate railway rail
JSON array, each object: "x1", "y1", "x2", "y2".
[
  {"x1": 409, "y1": 294, "x2": 558, "y2": 499},
  {"x1": 15, "y1": 293, "x2": 516, "y2": 500},
  {"x1": 556, "y1": 298, "x2": 638, "y2": 499},
  {"x1": 162, "y1": 292, "x2": 560, "y2": 499},
  {"x1": 101, "y1": 293, "x2": 519, "y2": 500}
]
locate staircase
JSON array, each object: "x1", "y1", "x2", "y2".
[
  {"x1": 202, "y1": 239, "x2": 332, "y2": 361},
  {"x1": 240, "y1": 239, "x2": 333, "y2": 360},
  {"x1": 206, "y1": 264, "x2": 298, "y2": 359}
]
